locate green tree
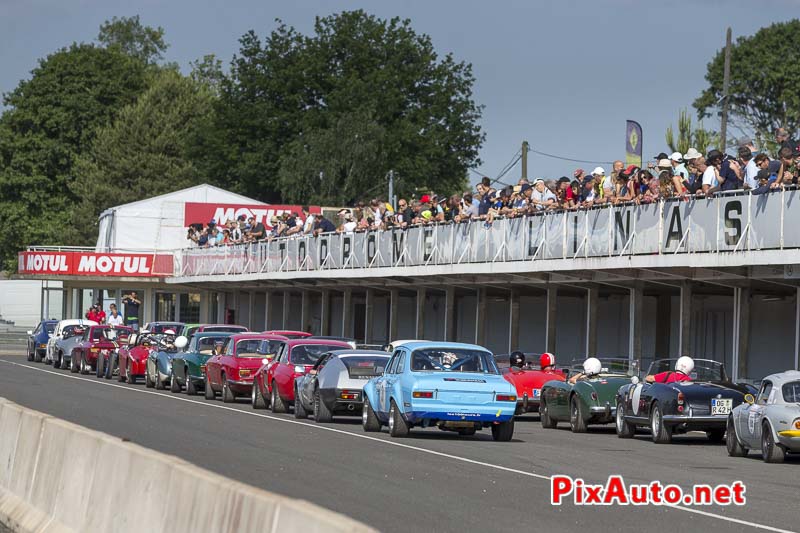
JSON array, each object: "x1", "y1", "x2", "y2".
[
  {"x1": 199, "y1": 10, "x2": 483, "y2": 203},
  {"x1": 0, "y1": 44, "x2": 150, "y2": 270},
  {"x1": 98, "y1": 15, "x2": 168, "y2": 65},
  {"x1": 694, "y1": 19, "x2": 800, "y2": 142},
  {"x1": 665, "y1": 108, "x2": 717, "y2": 155},
  {"x1": 72, "y1": 69, "x2": 216, "y2": 243}
]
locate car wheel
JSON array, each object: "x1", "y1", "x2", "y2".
[
  {"x1": 761, "y1": 422, "x2": 785, "y2": 463},
  {"x1": 80, "y1": 354, "x2": 90, "y2": 375},
  {"x1": 388, "y1": 400, "x2": 409, "y2": 438},
  {"x1": 540, "y1": 398, "x2": 558, "y2": 429},
  {"x1": 270, "y1": 382, "x2": 287, "y2": 413},
  {"x1": 726, "y1": 417, "x2": 748, "y2": 457},
  {"x1": 186, "y1": 370, "x2": 197, "y2": 396},
  {"x1": 145, "y1": 364, "x2": 155, "y2": 388},
  {"x1": 70, "y1": 354, "x2": 79, "y2": 373},
  {"x1": 27, "y1": 347, "x2": 34, "y2": 362},
  {"x1": 155, "y1": 369, "x2": 166, "y2": 390},
  {"x1": 491, "y1": 420, "x2": 515, "y2": 441},
  {"x1": 53, "y1": 353, "x2": 61, "y2": 369},
  {"x1": 170, "y1": 371, "x2": 181, "y2": 393},
  {"x1": 127, "y1": 361, "x2": 137, "y2": 385},
  {"x1": 569, "y1": 396, "x2": 587, "y2": 433},
  {"x1": 313, "y1": 388, "x2": 333, "y2": 423},
  {"x1": 204, "y1": 372, "x2": 216, "y2": 400},
  {"x1": 118, "y1": 360, "x2": 127, "y2": 382},
  {"x1": 650, "y1": 403, "x2": 672, "y2": 444},
  {"x1": 96, "y1": 354, "x2": 104, "y2": 378},
  {"x1": 251, "y1": 382, "x2": 267, "y2": 409},
  {"x1": 294, "y1": 386, "x2": 308, "y2": 419},
  {"x1": 706, "y1": 429, "x2": 725, "y2": 443},
  {"x1": 616, "y1": 402, "x2": 635, "y2": 439},
  {"x1": 362, "y1": 396, "x2": 381, "y2": 432},
  {"x1": 221, "y1": 374, "x2": 235, "y2": 403},
  {"x1": 34, "y1": 350, "x2": 42, "y2": 363}
]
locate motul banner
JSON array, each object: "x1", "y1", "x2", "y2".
[
  {"x1": 183, "y1": 202, "x2": 321, "y2": 229},
  {"x1": 18, "y1": 252, "x2": 173, "y2": 277}
]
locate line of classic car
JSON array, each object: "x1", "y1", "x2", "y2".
[{"x1": 25, "y1": 318, "x2": 800, "y2": 457}]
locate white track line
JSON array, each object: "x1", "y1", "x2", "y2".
[{"x1": 1, "y1": 358, "x2": 795, "y2": 533}]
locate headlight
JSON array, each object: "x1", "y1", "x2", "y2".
[{"x1": 294, "y1": 365, "x2": 305, "y2": 373}]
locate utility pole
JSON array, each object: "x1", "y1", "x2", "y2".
[
  {"x1": 720, "y1": 27, "x2": 732, "y2": 152},
  {"x1": 521, "y1": 140, "x2": 529, "y2": 181},
  {"x1": 388, "y1": 170, "x2": 395, "y2": 210}
]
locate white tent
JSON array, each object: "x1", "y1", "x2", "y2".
[{"x1": 95, "y1": 184, "x2": 262, "y2": 252}]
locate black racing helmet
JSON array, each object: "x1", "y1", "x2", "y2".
[{"x1": 509, "y1": 351, "x2": 525, "y2": 368}]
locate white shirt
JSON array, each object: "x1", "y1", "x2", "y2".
[
  {"x1": 342, "y1": 221, "x2": 357, "y2": 233},
  {"x1": 303, "y1": 215, "x2": 315, "y2": 234},
  {"x1": 702, "y1": 166, "x2": 719, "y2": 188},
  {"x1": 531, "y1": 189, "x2": 556, "y2": 210},
  {"x1": 743, "y1": 159, "x2": 758, "y2": 189},
  {"x1": 107, "y1": 314, "x2": 124, "y2": 326}
]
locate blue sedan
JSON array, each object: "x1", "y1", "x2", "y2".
[
  {"x1": 27, "y1": 320, "x2": 58, "y2": 362},
  {"x1": 362, "y1": 341, "x2": 517, "y2": 441}
]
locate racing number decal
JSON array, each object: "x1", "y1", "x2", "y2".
[
  {"x1": 631, "y1": 384, "x2": 643, "y2": 415},
  {"x1": 748, "y1": 411, "x2": 757, "y2": 434}
]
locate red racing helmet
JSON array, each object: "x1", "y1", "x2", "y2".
[{"x1": 540, "y1": 352, "x2": 555, "y2": 369}]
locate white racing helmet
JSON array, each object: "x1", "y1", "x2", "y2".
[
  {"x1": 675, "y1": 356, "x2": 694, "y2": 375},
  {"x1": 583, "y1": 357, "x2": 602, "y2": 377}
]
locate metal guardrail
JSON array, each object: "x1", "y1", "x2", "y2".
[{"x1": 176, "y1": 188, "x2": 798, "y2": 278}]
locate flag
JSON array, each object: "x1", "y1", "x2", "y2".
[{"x1": 625, "y1": 120, "x2": 643, "y2": 168}]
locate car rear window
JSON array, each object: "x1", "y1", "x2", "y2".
[
  {"x1": 198, "y1": 336, "x2": 228, "y2": 355},
  {"x1": 342, "y1": 356, "x2": 389, "y2": 378},
  {"x1": 782, "y1": 381, "x2": 800, "y2": 403},
  {"x1": 236, "y1": 339, "x2": 263, "y2": 357},
  {"x1": 205, "y1": 326, "x2": 247, "y2": 332},
  {"x1": 45, "y1": 323, "x2": 56, "y2": 333},
  {"x1": 410, "y1": 348, "x2": 498, "y2": 374},
  {"x1": 290, "y1": 344, "x2": 346, "y2": 365}
]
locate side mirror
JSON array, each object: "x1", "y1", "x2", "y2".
[
  {"x1": 27, "y1": 330, "x2": 33, "y2": 335},
  {"x1": 744, "y1": 393, "x2": 755, "y2": 405},
  {"x1": 630, "y1": 375, "x2": 640, "y2": 385},
  {"x1": 174, "y1": 336, "x2": 189, "y2": 349}
]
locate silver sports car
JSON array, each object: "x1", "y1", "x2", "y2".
[
  {"x1": 294, "y1": 350, "x2": 390, "y2": 422},
  {"x1": 727, "y1": 370, "x2": 800, "y2": 463}
]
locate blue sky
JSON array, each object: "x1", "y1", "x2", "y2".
[{"x1": 1, "y1": 0, "x2": 797, "y2": 186}]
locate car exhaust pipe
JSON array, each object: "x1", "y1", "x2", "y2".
[{"x1": 347, "y1": 404, "x2": 356, "y2": 411}]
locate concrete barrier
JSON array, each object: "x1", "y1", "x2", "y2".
[{"x1": 0, "y1": 397, "x2": 375, "y2": 533}]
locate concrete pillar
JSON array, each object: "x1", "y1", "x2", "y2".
[
  {"x1": 585, "y1": 287, "x2": 598, "y2": 356},
  {"x1": 679, "y1": 281, "x2": 692, "y2": 357},
  {"x1": 301, "y1": 290, "x2": 311, "y2": 333},
  {"x1": 545, "y1": 287, "x2": 558, "y2": 353},
  {"x1": 734, "y1": 287, "x2": 751, "y2": 381},
  {"x1": 389, "y1": 289, "x2": 399, "y2": 341},
  {"x1": 444, "y1": 287, "x2": 456, "y2": 342},
  {"x1": 415, "y1": 288, "x2": 426, "y2": 339},
  {"x1": 795, "y1": 288, "x2": 800, "y2": 371},
  {"x1": 629, "y1": 285, "x2": 643, "y2": 363},
  {"x1": 321, "y1": 290, "x2": 331, "y2": 336},
  {"x1": 247, "y1": 291, "x2": 255, "y2": 330},
  {"x1": 365, "y1": 289, "x2": 374, "y2": 344},
  {"x1": 342, "y1": 289, "x2": 352, "y2": 337},
  {"x1": 282, "y1": 291, "x2": 291, "y2": 330},
  {"x1": 508, "y1": 291, "x2": 520, "y2": 352},
  {"x1": 655, "y1": 293, "x2": 671, "y2": 357},
  {"x1": 475, "y1": 288, "x2": 487, "y2": 346},
  {"x1": 264, "y1": 291, "x2": 271, "y2": 331}
]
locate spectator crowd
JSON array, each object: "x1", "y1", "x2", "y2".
[{"x1": 187, "y1": 129, "x2": 800, "y2": 247}]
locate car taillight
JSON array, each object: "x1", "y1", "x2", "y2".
[
  {"x1": 239, "y1": 369, "x2": 252, "y2": 379},
  {"x1": 412, "y1": 391, "x2": 434, "y2": 398},
  {"x1": 794, "y1": 419, "x2": 800, "y2": 430},
  {"x1": 677, "y1": 392, "x2": 685, "y2": 405},
  {"x1": 90, "y1": 348, "x2": 99, "y2": 353},
  {"x1": 340, "y1": 390, "x2": 360, "y2": 400},
  {"x1": 496, "y1": 394, "x2": 517, "y2": 402}
]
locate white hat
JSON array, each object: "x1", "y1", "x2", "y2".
[
  {"x1": 657, "y1": 158, "x2": 672, "y2": 168},
  {"x1": 684, "y1": 148, "x2": 702, "y2": 160},
  {"x1": 591, "y1": 166, "x2": 605, "y2": 176},
  {"x1": 669, "y1": 152, "x2": 683, "y2": 162}
]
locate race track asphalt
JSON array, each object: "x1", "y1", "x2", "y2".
[{"x1": 0, "y1": 355, "x2": 797, "y2": 533}]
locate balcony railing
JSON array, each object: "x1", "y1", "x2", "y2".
[{"x1": 174, "y1": 188, "x2": 796, "y2": 277}]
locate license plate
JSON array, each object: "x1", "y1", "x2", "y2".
[
  {"x1": 532, "y1": 389, "x2": 541, "y2": 399},
  {"x1": 711, "y1": 398, "x2": 732, "y2": 415}
]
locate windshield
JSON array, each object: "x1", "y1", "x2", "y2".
[
  {"x1": 91, "y1": 327, "x2": 131, "y2": 342},
  {"x1": 411, "y1": 348, "x2": 498, "y2": 374},
  {"x1": 290, "y1": 344, "x2": 345, "y2": 365},
  {"x1": 782, "y1": 381, "x2": 800, "y2": 403},
  {"x1": 62, "y1": 325, "x2": 82, "y2": 337},
  {"x1": 204, "y1": 326, "x2": 247, "y2": 333},
  {"x1": 342, "y1": 356, "x2": 390, "y2": 378},
  {"x1": 646, "y1": 359, "x2": 726, "y2": 381},
  {"x1": 235, "y1": 339, "x2": 263, "y2": 357},
  {"x1": 149, "y1": 324, "x2": 183, "y2": 334},
  {"x1": 197, "y1": 336, "x2": 229, "y2": 355},
  {"x1": 45, "y1": 323, "x2": 56, "y2": 333}
]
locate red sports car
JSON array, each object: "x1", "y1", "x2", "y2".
[
  {"x1": 204, "y1": 333, "x2": 278, "y2": 402},
  {"x1": 262, "y1": 330, "x2": 312, "y2": 339},
  {"x1": 117, "y1": 332, "x2": 158, "y2": 384},
  {"x1": 69, "y1": 325, "x2": 132, "y2": 376},
  {"x1": 254, "y1": 338, "x2": 352, "y2": 413},
  {"x1": 501, "y1": 353, "x2": 566, "y2": 414}
]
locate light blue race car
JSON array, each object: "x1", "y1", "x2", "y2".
[{"x1": 362, "y1": 341, "x2": 518, "y2": 441}]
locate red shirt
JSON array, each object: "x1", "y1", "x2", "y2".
[{"x1": 653, "y1": 371, "x2": 691, "y2": 384}]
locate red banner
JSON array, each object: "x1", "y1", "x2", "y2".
[
  {"x1": 18, "y1": 252, "x2": 173, "y2": 277},
  {"x1": 184, "y1": 203, "x2": 321, "y2": 229}
]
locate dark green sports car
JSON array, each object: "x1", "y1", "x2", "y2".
[{"x1": 170, "y1": 332, "x2": 234, "y2": 394}]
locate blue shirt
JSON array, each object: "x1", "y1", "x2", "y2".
[{"x1": 719, "y1": 160, "x2": 740, "y2": 191}]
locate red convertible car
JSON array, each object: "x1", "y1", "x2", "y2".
[
  {"x1": 253, "y1": 338, "x2": 352, "y2": 413},
  {"x1": 204, "y1": 333, "x2": 277, "y2": 403},
  {"x1": 501, "y1": 353, "x2": 566, "y2": 414},
  {"x1": 117, "y1": 332, "x2": 158, "y2": 384},
  {"x1": 69, "y1": 325, "x2": 132, "y2": 375}
]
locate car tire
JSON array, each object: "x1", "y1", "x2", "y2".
[
  {"x1": 540, "y1": 398, "x2": 558, "y2": 429},
  {"x1": 362, "y1": 397, "x2": 381, "y2": 432},
  {"x1": 569, "y1": 396, "x2": 587, "y2": 433},
  {"x1": 96, "y1": 354, "x2": 104, "y2": 378},
  {"x1": 706, "y1": 429, "x2": 725, "y2": 443},
  {"x1": 27, "y1": 347, "x2": 34, "y2": 362},
  {"x1": 145, "y1": 364, "x2": 155, "y2": 388},
  {"x1": 221, "y1": 374, "x2": 235, "y2": 403},
  {"x1": 127, "y1": 361, "x2": 137, "y2": 385},
  {"x1": 270, "y1": 383, "x2": 287, "y2": 413},
  {"x1": 118, "y1": 360, "x2": 127, "y2": 382},
  {"x1": 204, "y1": 373, "x2": 216, "y2": 400},
  {"x1": 170, "y1": 371, "x2": 181, "y2": 393},
  {"x1": 726, "y1": 417, "x2": 748, "y2": 457},
  {"x1": 34, "y1": 351, "x2": 42, "y2": 363},
  {"x1": 761, "y1": 422, "x2": 785, "y2": 463},
  {"x1": 155, "y1": 369, "x2": 166, "y2": 390},
  {"x1": 294, "y1": 386, "x2": 308, "y2": 419},
  {"x1": 650, "y1": 403, "x2": 672, "y2": 444},
  {"x1": 70, "y1": 354, "x2": 79, "y2": 373},
  {"x1": 80, "y1": 354, "x2": 90, "y2": 375},
  {"x1": 251, "y1": 382, "x2": 267, "y2": 409},
  {"x1": 53, "y1": 353, "x2": 61, "y2": 369},
  {"x1": 313, "y1": 388, "x2": 333, "y2": 423},
  {"x1": 616, "y1": 402, "x2": 635, "y2": 439},
  {"x1": 388, "y1": 400, "x2": 409, "y2": 438},
  {"x1": 491, "y1": 420, "x2": 515, "y2": 442},
  {"x1": 186, "y1": 370, "x2": 197, "y2": 396}
]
